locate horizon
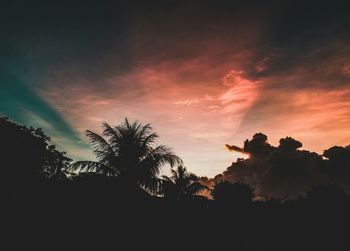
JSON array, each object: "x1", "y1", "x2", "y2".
[{"x1": 1, "y1": 0, "x2": 350, "y2": 177}]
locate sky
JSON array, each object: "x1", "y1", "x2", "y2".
[{"x1": 1, "y1": 0, "x2": 350, "y2": 177}]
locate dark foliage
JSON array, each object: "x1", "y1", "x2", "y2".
[
  {"x1": 211, "y1": 181, "x2": 254, "y2": 207},
  {"x1": 0, "y1": 117, "x2": 71, "y2": 200},
  {"x1": 161, "y1": 165, "x2": 208, "y2": 200},
  {"x1": 1, "y1": 117, "x2": 350, "y2": 250}
]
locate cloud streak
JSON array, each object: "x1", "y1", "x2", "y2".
[{"x1": 1, "y1": 0, "x2": 349, "y2": 176}]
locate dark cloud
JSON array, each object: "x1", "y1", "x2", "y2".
[
  {"x1": 3, "y1": 0, "x2": 350, "y2": 93},
  {"x1": 322, "y1": 145, "x2": 350, "y2": 190},
  {"x1": 2, "y1": 0, "x2": 350, "y2": 81},
  {"x1": 225, "y1": 144, "x2": 244, "y2": 153},
  {"x1": 279, "y1": 137, "x2": 302, "y2": 151},
  {"x1": 0, "y1": 0, "x2": 276, "y2": 85},
  {"x1": 211, "y1": 133, "x2": 350, "y2": 199},
  {"x1": 1, "y1": 0, "x2": 350, "y2": 174}
]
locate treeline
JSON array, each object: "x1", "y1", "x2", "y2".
[{"x1": 1, "y1": 117, "x2": 350, "y2": 251}]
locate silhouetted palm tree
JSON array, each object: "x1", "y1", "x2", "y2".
[
  {"x1": 68, "y1": 118, "x2": 182, "y2": 193},
  {"x1": 161, "y1": 166, "x2": 208, "y2": 200}
]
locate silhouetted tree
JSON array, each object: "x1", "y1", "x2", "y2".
[
  {"x1": 0, "y1": 117, "x2": 71, "y2": 198},
  {"x1": 42, "y1": 145, "x2": 71, "y2": 180},
  {"x1": 68, "y1": 118, "x2": 182, "y2": 193},
  {"x1": 161, "y1": 166, "x2": 208, "y2": 200}
]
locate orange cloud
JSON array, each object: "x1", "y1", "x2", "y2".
[{"x1": 34, "y1": 9, "x2": 350, "y2": 178}]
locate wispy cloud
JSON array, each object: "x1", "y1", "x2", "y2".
[{"x1": 2, "y1": 0, "x2": 350, "y2": 177}]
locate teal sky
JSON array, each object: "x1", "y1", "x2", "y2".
[
  {"x1": 1, "y1": 1, "x2": 350, "y2": 177},
  {"x1": 0, "y1": 58, "x2": 92, "y2": 160}
]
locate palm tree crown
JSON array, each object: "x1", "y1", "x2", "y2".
[
  {"x1": 68, "y1": 118, "x2": 182, "y2": 193},
  {"x1": 161, "y1": 166, "x2": 208, "y2": 200}
]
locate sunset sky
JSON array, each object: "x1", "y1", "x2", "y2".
[{"x1": 1, "y1": 0, "x2": 350, "y2": 176}]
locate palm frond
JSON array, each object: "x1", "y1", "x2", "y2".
[
  {"x1": 137, "y1": 123, "x2": 153, "y2": 139},
  {"x1": 159, "y1": 176, "x2": 177, "y2": 197},
  {"x1": 139, "y1": 177, "x2": 163, "y2": 195},
  {"x1": 187, "y1": 182, "x2": 209, "y2": 195},
  {"x1": 170, "y1": 168, "x2": 178, "y2": 181},
  {"x1": 161, "y1": 175, "x2": 174, "y2": 183},
  {"x1": 141, "y1": 133, "x2": 158, "y2": 147},
  {"x1": 183, "y1": 172, "x2": 199, "y2": 186},
  {"x1": 177, "y1": 166, "x2": 186, "y2": 180},
  {"x1": 102, "y1": 122, "x2": 121, "y2": 149},
  {"x1": 141, "y1": 145, "x2": 183, "y2": 176},
  {"x1": 68, "y1": 161, "x2": 117, "y2": 175},
  {"x1": 86, "y1": 130, "x2": 117, "y2": 164}
]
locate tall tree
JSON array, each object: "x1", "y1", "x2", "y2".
[
  {"x1": 161, "y1": 166, "x2": 208, "y2": 200},
  {"x1": 68, "y1": 118, "x2": 182, "y2": 193}
]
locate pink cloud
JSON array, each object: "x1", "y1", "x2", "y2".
[{"x1": 35, "y1": 19, "x2": 350, "y2": 177}]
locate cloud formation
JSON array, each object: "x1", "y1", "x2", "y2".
[
  {"x1": 208, "y1": 133, "x2": 350, "y2": 199},
  {"x1": 1, "y1": 0, "x2": 349, "y2": 176}
]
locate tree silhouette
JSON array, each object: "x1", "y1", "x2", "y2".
[
  {"x1": 2, "y1": 117, "x2": 350, "y2": 251},
  {"x1": 68, "y1": 118, "x2": 182, "y2": 193},
  {"x1": 42, "y1": 145, "x2": 72, "y2": 180},
  {"x1": 0, "y1": 117, "x2": 71, "y2": 198},
  {"x1": 161, "y1": 165, "x2": 208, "y2": 200}
]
